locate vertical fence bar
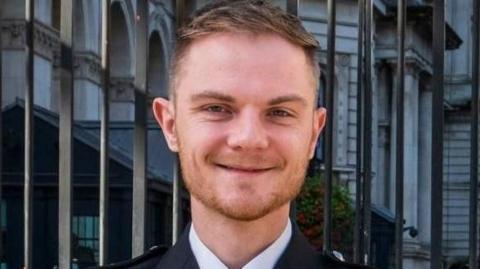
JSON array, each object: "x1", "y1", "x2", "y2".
[
  {"x1": 132, "y1": 0, "x2": 148, "y2": 257},
  {"x1": 395, "y1": 0, "x2": 406, "y2": 268},
  {"x1": 324, "y1": 0, "x2": 336, "y2": 253},
  {"x1": 58, "y1": 0, "x2": 74, "y2": 268},
  {"x1": 172, "y1": 0, "x2": 185, "y2": 245},
  {"x1": 286, "y1": 0, "x2": 299, "y2": 222},
  {"x1": 171, "y1": 157, "x2": 181, "y2": 245},
  {"x1": 24, "y1": 0, "x2": 35, "y2": 267},
  {"x1": 0, "y1": 2, "x2": 3, "y2": 262},
  {"x1": 354, "y1": 0, "x2": 365, "y2": 263},
  {"x1": 286, "y1": 0, "x2": 299, "y2": 15},
  {"x1": 431, "y1": 0, "x2": 445, "y2": 268},
  {"x1": 362, "y1": 0, "x2": 373, "y2": 265},
  {"x1": 99, "y1": 0, "x2": 111, "y2": 265},
  {"x1": 470, "y1": 0, "x2": 479, "y2": 267}
]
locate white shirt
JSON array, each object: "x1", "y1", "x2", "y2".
[{"x1": 189, "y1": 220, "x2": 292, "y2": 269}]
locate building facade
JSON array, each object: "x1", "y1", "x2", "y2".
[{"x1": 0, "y1": 0, "x2": 477, "y2": 268}]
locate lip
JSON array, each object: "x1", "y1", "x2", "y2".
[{"x1": 215, "y1": 164, "x2": 274, "y2": 174}]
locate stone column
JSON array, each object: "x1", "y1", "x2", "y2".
[
  {"x1": 403, "y1": 64, "x2": 420, "y2": 235},
  {"x1": 71, "y1": 52, "x2": 102, "y2": 121},
  {"x1": 397, "y1": 64, "x2": 430, "y2": 269},
  {"x1": 389, "y1": 63, "x2": 420, "y2": 224},
  {"x1": 417, "y1": 74, "x2": 433, "y2": 263},
  {"x1": 1, "y1": 18, "x2": 59, "y2": 110}
]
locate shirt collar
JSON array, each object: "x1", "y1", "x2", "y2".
[{"x1": 189, "y1": 219, "x2": 292, "y2": 269}]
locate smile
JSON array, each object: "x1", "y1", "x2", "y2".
[{"x1": 215, "y1": 164, "x2": 273, "y2": 173}]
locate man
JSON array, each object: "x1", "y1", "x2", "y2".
[{"x1": 105, "y1": 1, "x2": 372, "y2": 268}]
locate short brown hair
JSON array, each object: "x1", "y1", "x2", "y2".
[{"x1": 169, "y1": 0, "x2": 320, "y2": 97}]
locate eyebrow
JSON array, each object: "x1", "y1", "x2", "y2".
[
  {"x1": 190, "y1": 90, "x2": 308, "y2": 106},
  {"x1": 190, "y1": 91, "x2": 235, "y2": 103},
  {"x1": 268, "y1": 95, "x2": 308, "y2": 106}
]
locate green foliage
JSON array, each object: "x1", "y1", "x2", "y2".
[{"x1": 296, "y1": 173, "x2": 355, "y2": 257}]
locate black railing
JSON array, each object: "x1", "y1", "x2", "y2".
[
  {"x1": 99, "y1": 0, "x2": 111, "y2": 265},
  {"x1": 362, "y1": 0, "x2": 373, "y2": 264},
  {"x1": 58, "y1": 0, "x2": 74, "y2": 268},
  {"x1": 24, "y1": 0, "x2": 35, "y2": 268},
  {"x1": 132, "y1": 0, "x2": 148, "y2": 258},
  {"x1": 171, "y1": 0, "x2": 186, "y2": 247},
  {"x1": 324, "y1": 0, "x2": 336, "y2": 254},
  {"x1": 1, "y1": 0, "x2": 479, "y2": 268},
  {"x1": 354, "y1": 0, "x2": 365, "y2": 263},
  {"x1": 471, "y1": 1, "x2": 480, "y2": 269},
  {"x1": 0, "y1": 0, "x2": 2, "y2": 263},
  {"x1": 395, "y1": 0, "x2": 406, "y2": 268},
  {"x1": 431, "y1": 1, "x2": 445, "y2": 268}
]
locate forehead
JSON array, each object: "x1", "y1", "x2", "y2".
[{"x1": 175, "y1": 33, "x2": 316, "y2": 104}]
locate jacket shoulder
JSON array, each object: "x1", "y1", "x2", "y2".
[{"x1": 93, "y1": 245, "x2": 169, "y2": 269}]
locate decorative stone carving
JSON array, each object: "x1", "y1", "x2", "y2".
[
  {"x1": 384, "y1": 59, "x2": 424, "y2": 84},
  {"x1": 1, "y1": 19, "x2": 60, "y2": 60},
  {"x1": 1, "y1": 19, "x2": 26, "y2": 48},
  {"x1": 34, "y1": 21, "x2": 59, "y2": 59},
  {"x1": 73, "y1": 51, "x2": 102, "y2": 85},
  {"x1": 110, "y1": 77, "x2": 135, "y2": 101}
]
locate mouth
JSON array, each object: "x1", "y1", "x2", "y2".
[{"x1": 215, "y1": 163, "x2": 274, "y2": 174}]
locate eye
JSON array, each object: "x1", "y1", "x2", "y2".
[
  {"x1": 198, "y1": 104, "x2": 234, "y2": 120},
  {"x1": 268, "y1": 108, "x2": 292, "y2": 118},
  {"x1": 205, "y1": 105, "x2": 230, "y2": 113}
]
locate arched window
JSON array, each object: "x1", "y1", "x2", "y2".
[
  {"x1": 148, "y1": 31, "x2": 167, "y2": 97},
  {"x1": 73, "y1": 0, "x2": 86, "y2": 51},
  {"x1": 110, "y1": 2, "x2": 131, "y2": 77}
]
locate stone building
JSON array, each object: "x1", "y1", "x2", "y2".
[{"x1": 0, "y1": 0, "x2": 476, "y2": 268}]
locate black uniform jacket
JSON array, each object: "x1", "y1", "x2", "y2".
[{"x1": 100, "y1": 224, "x2": 373, "y2": 269}]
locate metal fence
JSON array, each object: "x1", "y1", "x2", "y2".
[{"x1": 0, "y1": 0, "x2": 479, "y2": 268}]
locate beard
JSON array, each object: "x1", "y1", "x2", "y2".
[{"x1": 177, "y1": 142, "x2": 310, "y2": 221}]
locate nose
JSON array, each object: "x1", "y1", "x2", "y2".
[{"x1": 226, "y1": 109, "x2": 269, "y2": 151}]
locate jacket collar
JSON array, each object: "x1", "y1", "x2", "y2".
[{"x1": 155, "y1": 222, "x2": 319, "y2": 269}]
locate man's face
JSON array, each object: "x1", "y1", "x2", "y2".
[{"x1": 153, "y1": 33, "x2": 326, "y2": 221}]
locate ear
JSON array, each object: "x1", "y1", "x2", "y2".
[
  {"x1": 308, "y1": 107, "x2": 327, "y2": 159},
  {"x1": 152, "y1": 98, "x2": 179, "y2": 152}
]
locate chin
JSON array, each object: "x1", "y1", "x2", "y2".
[
  {"x1": 216, "y1": 204, "x2": 276, "y2": 222},
  {"x1": 213, "y1": 194, "x2": 288, "y2": 221}
]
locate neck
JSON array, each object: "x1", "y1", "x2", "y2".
[{"x1": 191, "y1": 198, "x2": 290, "y2": 269}]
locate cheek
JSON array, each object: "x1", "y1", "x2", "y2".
[
  {"x1": 176, "y1": 121, "x2": 226, "y2": 157},
  {"x1": 271, "y1": 127, "x2": 312, "y2": 154}
]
